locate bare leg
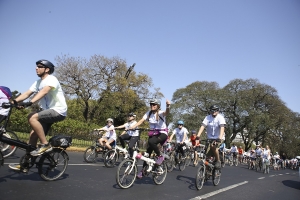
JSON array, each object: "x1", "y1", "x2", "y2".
[{"x1": 28, "y1": 113, "x2": 47, "y2": 144}]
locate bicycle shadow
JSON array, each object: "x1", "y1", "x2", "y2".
[
  {"x1": 112, "y1": 176, "x2": 159, "y2": 190},
  {"x1": 176, "y1": 174, "x2": 197, "y2": 190},
  {"x1": 282, "y1": 180, "x2": 300, "y2": 190},
  {"x1": 0, "y1": 167, "x2": 69, "y2": 182}
]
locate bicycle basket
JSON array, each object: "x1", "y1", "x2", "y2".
[{"x1": 49, "y1": 135, "x2": 72, "y2": 148}]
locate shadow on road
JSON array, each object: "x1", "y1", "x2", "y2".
[{"x1": 282, "y1": 180, "x2": 300, "y2": 190}]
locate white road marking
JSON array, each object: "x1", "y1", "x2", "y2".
[
  {"x1": 190, "y1": 181, "x2": 248, "y2": 200},
  {"x1": 258, "y1": 177, "x2": 265, "y2": 179}
]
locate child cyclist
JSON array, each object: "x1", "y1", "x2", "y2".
[
  {"x1": 95, "y1": 118, "x2": 116, "y2": 150},
  {"x1": 129, "y1": 99, "x2": 171, "y2": 179},
  {"x1": 114, "y1": 112, "x2": 139, "y2": 158}
]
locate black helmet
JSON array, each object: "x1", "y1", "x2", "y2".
[
  {"x1": 128, "y1": 112, "x2": 136, "y2": 117},
  {"x1": 209, "y1": 105, "x2": 219, "y2": 112},
  {"x1": 36, "y1": 59, "x2": 55, "y2": 74}
]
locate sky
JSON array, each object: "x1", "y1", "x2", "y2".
[{"x1": 0, "y1": 0, "x2": 299, "y2": 113}]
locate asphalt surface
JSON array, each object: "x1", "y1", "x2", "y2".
[{"x1": 0, "y1": 148, "x2": 299, "y2": 200}]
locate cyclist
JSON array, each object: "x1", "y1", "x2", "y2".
[
  {"x1": 196, "y1": 104, "x2": 226, "y2": 169},
  {"x1": 237, "y1": 146, "x2": 244, "y2": 164},
  {"x1": 129, "y1": 98, "x2": 170, "y2": 179},
  {"x1": 230, "y1": 143, "x2": 238, "y2": 164},
  {"x1": 95, "y1": 118, "x2": 116, "y2": 150},
  {"x1": 9, "y1": 60, "x2": 67, "y2": 159},
  {"x1": 219, "y1": 141, "x2": 226, "y2": 165},
  {"x1": 115, "y1": 113, "x2": 139, "y2": 158},
  {"x1": 169, "y1": 120, "x2": 188, "y2": 160},
  {"x1": 255, "y1": 144, "x2": 263, "y2": 168},
  {"x1": 0, "y1": 86, "x2": 12, "y2": 124},
  {"x1": 190, "y1": 130, "x2": 200, "y2": 166},
  {"x1": 262, "y1": 145, "x2": 271, "y2": 168},
  {"x1": 249, "y1": 148, "x2": 256, "y2": 168}
]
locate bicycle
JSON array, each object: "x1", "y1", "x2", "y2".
[
  {"x1": 103, "y1": 135, "x2": 136, "y2": 168},
  {"x1": 174, "y1": 143, "x2": 187, "y2": 171},
  {"x1": 116, "y1": 128, "x2": 168, "y2": 189},
  {"x1": 0, "y1": 106, "x2": 19, "y2": 158},
  {"x1": 161, "y1": 141, "x2": 175, "y2": 172},
  {"x1": 83, "y1": 130, "x2": 111, "y2": 163},
  {"x1": 0, "y1": 103, "x2": 72, "y2": 181},
  {"x1": 255, "y1": 155, "x2": 262, "y2": 172},
  {"x1": 195, "y1": 139, "x2": 221, "y2": 190},
  {"x1": 232, "y1": 152, "x2": 238, "y2": 166},
  {"x1": 262, "y1": 158, "x2": 270, "y2": 174},
  {"x1": 218, "y1": 149, "x2": 225, "y2": 168}
]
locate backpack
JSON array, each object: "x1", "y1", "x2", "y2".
[
  {"x1": 147, "y1": 110, "x2": 165, "y2": 122},
  {"x1": 0, "y1": 86, "x2": 12, "y2": 99}
]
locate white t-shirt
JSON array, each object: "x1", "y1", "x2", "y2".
[
  {"x1": 101, "y1": 125, "x2": 116, "y2": 140},
  {"x1": 0, "y1": 90, "x2": 10, "y2": 116},
  {"x1": 262, "y1": 149, "x2": 270, "y2": 159},
  {"x1": 29, "y1": 75, "x2": 67, "y2": 116},
  {"x1": 202, "y1": 114, "x2": 226, "y2": 139},
  {"x1": 255, "y1": 148, "x2": 262, "y2": 156},
  {"x1": 172, "y1": 127, "x2": 188, "y2": 143},
  {"x1": 123, "y1": 121, "x2": 139, "y2": 136},
  {"x1": 230, "y1": 146, "x2": 238, "y2": 153},
  {"x1": 142, "y1": 110, "x2": 167, "y2": 134}
]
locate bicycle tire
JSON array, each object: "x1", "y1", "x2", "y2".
[
  {"x1": 0, "y1": 130, "x2": 18, "y2": 158},
  {"x1": 166, "y1": 153, "x2": 175, "y2": 172},
  {"x1": 153, "y1": 161, "x2": 167, "y2": 185},
  {"x1": 83, "y1": 146, "x2": 97, "y2": 163},
  {"x1": 178, "y1": 155, "x2": 186, "y2": 171},
  {"x1": 38, "y1": 148, "x2": 69, "y2": 181},
  {"x1": 212, "y1": 168, "x2": 221, "y2": 186},
  {"x1": 185, "y1": 152, "x2": 192, "y2": 167},
  {"x1": 0, "y1": 151, "x2": 3, "y2": 167},
  {"x1": 195, "y1": 165, "x2": 205, "y2": 190},
  {"x1": 104, "y1": 150, "x2": 118, "y2": 168},
  {"x1": 116, "y1": 159, "x2": 137, "y2": 189},
  {"x1": 234, "y1": 158, "x2": 238, "y2": 166}
]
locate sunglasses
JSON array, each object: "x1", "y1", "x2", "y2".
[
  {"x1": 37, "y1": 65, "x2": 45, "y2": 68},
  {"x1": 178, "y1": 124, "x2": 183, "y2": 126},
  {"x1": 150, "y1": 103, "x2": 157, "y2": 106}
]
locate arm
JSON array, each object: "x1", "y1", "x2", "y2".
[
  {"x1": 30, "y1": 86, "x2": 52, "y2": 103},
  {"x1": 182, "y1": 132, "x2": 187, "y2": 144},
  {"x1": 163, "y1": 99, "x2": 171, "y2": 116},
  {"x1": 219, "y1": 125, "x2": 225, "y2": 140},
  {"x1": 169, "y1": 133, "x2": 175, "y2": 142},
  {"x1": 130, "y1": 118, "x2": 145, "y2": 129},
  {"x1": 197, "y1": 124, "x2": 205, "y2": 138},
  {"x1": 14, "y1": 90, "x2": 34, "y2": 102}
]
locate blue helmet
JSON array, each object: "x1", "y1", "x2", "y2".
[
  {"x1": 177, "y1": 120, "x2": 184, "y2": 125},
  {"x1": 191, "y1": 130, "x2": 196, "y2": 134}
]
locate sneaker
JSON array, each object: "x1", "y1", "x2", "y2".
[
  {"x1": 136, "y1": 171, "x2": 143, "y2": 179},
  {"x1": 214, "y1": 160, "x2": 221, "y2": 169},
  {"x1": 156, "y1": 155, "x2": 164, "y2": 165},
  {"x1": 30, "y1": 143, "x2": 52, "y2": 156},
  {"x1": 8, "y1": 163, "x2": 20, "y2": 171}
]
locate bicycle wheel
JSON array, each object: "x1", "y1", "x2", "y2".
[
  {"x1": 0, "y1": 131, "x2": 18, "y2": 158},
  {"x1": 116, "y1": 159, "x2": 137, "y2": 189},
  {"x1": 234, "y1": 158, "x2": 238, "y2": 166},
  {"x1": 0, "y1": 151, "x2": 3, "y2": 167},
  {"x1": 38, "y1": 148, "x2": 69, "y2": 181},
  {"x1": 104, "y1": 150, "x2": 118, "y2": 168},
  {"x1": 185, "y1": 152, "x2": 192, "y2": 167},
  {"x1": 178, "y1": 155, "x2": 186, "y2": 171},
  {"x1": 212, "y1": 168, "x2": 221, "y2": 186},
  {"x1": 195, "y1": 165, "x2": 205, "y2": 190},
  {"x1": 153, "y1": 161, "x2": 167, "y2": 185},
  {"x1": 83, "y1": 146, "x2": 97, "y2": 163},
  {"x1": 166, "y1": 153, "x2": 175, "y2": 172}
]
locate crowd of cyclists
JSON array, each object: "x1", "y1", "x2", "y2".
[{"x1": 0, "y1": 59, "x2": 299, "y2": 184}]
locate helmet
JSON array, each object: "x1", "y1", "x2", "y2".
[
  {"x1": 191, "y1": 130, "x2": 196, "y2": 134},
  {"x1": 106, "y1": 118, "x2": 114, "y2": 123},
  {"x1": 36, "y1": 59, "x2": 55, "y2": 74},
  {"x1": 128, "y1": 112, "x2": 136, "y2": 117},
  {"x1": 150, "y1": 99, "x2": 161, "y2": 107},
  {"x1": 209, "y1": 105, "x2": 219, "y2": 112},
  {"x1": 177, "y1": 120, "x2": 184, "y2": 125}
]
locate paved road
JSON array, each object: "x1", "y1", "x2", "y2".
[{"x1": 0, "y1": 149, "x2": 299, "y2": 200}]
